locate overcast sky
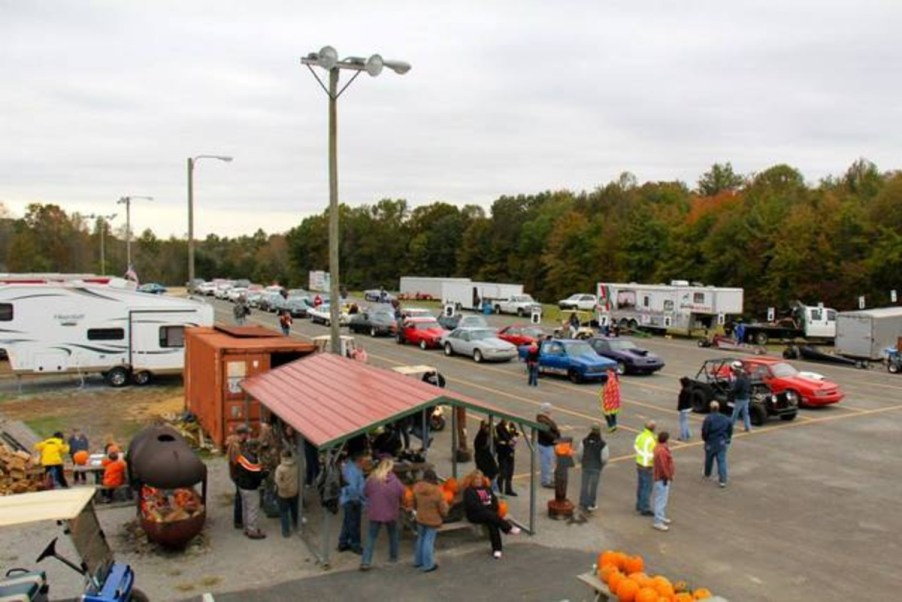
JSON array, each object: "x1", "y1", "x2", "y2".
[{"x1": 1, "y1": 0, "x2": 900, "y2": 238}]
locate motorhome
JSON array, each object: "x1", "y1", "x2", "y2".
[
  {"x1": 0, "y1": 283, "x2": 213, "y2": 386},
  {"x1": 596, "y1": 281, "x2": 744, "y2": 333},
  {"x1": 441, "y1": 281, "x2": 525, "y2": 312}
]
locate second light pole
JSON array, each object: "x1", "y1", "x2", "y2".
[
  {"x1": 116, "y1": 195, "x2": 153, "y2": 272},
  {"x1": 301, "y1": 46, "x2": 410, "y2": 354},
  {"x1": 188, "y1": 155, "x2": 233, "y2": 290}
]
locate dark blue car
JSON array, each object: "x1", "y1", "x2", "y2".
[
  {"x1": 517, "y1": 338, "x2": 616, "y2": 383},
  {"x1": 586, "y1": 336, "x2": 664, "y2": 375}
]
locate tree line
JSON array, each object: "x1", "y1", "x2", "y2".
[{"x1": 2, "y1": 159, "x2": 900, "y2": 316}]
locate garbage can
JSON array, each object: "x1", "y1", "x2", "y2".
[{"x1": 482, "y1": 301, "x2": 493, "y2": 315}]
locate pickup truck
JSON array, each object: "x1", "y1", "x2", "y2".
[
  {"x1": 517, "y1": 339, "x2": 616, "y2": 383},
  {"x1": 493, "y1": 295, "x2": 541, "y2": 317}
]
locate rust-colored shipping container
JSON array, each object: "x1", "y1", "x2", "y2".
[{"x1": 184, "y1": 325, "x2": 315, "y2": 448}]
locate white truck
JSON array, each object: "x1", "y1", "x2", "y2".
[
  {"x1": 399, "y1": 276, "x2": 470, "y2": 300},
  {"x1": 597, "y1": 281, "x2": 743, "y2": 334},
  {"x1": 493, "y1": 294, "x2": 541, "y2": 317},
  {"x1": 0, "y1": 282, "x2": 213, "y2": 386},
  {"x1": 442, "y1": 281, "x2": 525, "y2": 312},
  {"x1": 739, "y1": 302, "x2": 837, "y2": 345},
  {"x1": 835, "y1": 307, "x2": 902, "y2": 361}
]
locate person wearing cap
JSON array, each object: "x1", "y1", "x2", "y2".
[
  {"x1": 225, "y1": 425, "x2": 250, "y2": 529},
  {"x1": 633, "y1": 420, "x2": 656, "y2": 516},
  {"x1": 536, "y1": 403, "x2": 561, "y2": 488},
  {"x1": 577, "y1": 423, "x2": 609, "y2": 513},
  {"x1": 236, "y1": 439, "x2": 268, "y2": 539},
  {"x1": 702, "y1": 401, "x2": 733, "y2": 487},
  {"x1": 412, "y1": 468, "x2": 448, "y2": 573},
  {"x1": 729, "y1": 360, "x2": 752, "y2": 432}
]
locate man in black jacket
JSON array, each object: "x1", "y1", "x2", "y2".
[
  {"x1": 495, "y1": 420, "x2": 519, "y2": 496},
  {"x1": 536, "y1": 403, "x2": 561, "y2": 488},
  {"x1": 701, "y1": 401, "x2": 733, "y2": 488},
  {"x1": 236, "y1": 440, "x2": 268, "y2": 539}
]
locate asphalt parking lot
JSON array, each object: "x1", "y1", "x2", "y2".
[{"x1": 213, "y1": 298, "x2": 902, "y2": 601}]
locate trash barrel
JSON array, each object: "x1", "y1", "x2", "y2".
[{"x1": 482, "y1": 301, "x2": 492, "y2": 315}]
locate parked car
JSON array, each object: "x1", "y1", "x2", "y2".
[
  {"x1": 137, "y1": 282, "x2": 167, "y2": 295},
  {"x1": 438, "y1": 313, "x2": 488, "y2": 331},
  {"x1": 246, "y1": 291, "x2": 265, "y2": 308},
  {"x1": 738, "y1": 357, "x2": 844, "y2": 407},
  {"x1": 400, "y1": 307, "x2": 433, "y2": 320},
  {"x1": 398, "y1": 317, "x2": 446, "y2": 349},
  {"x1": 493, "y1": 294, "x2": 541, "y2": 317},
  {"x1": 440, "y1": 327, "x2": 517, "y2": 363},
  {"x1": 558, "y1": 293, "x2": 598, "y2": 311},
  {"x1": 586, "y1": 336, "x2": 664, "y2": 375},
  {"x1": 364, "y1": 289, "x2": 397, "y2": 303},
  {"x1": 227, "y1": 287, "x2": 249, "y2": 302},
  {"x1": 308, "y1": 304, "x2": 350, "y2": 327},
  {"x1": 348, "y1": 307, "x2": 397, "y2": 337},
  {"x1": 282, "y1": 297, "x2": 312, "y2": 318},
  {"x1": 497, "y1": 324, "x2": 547, "y2": 346},
  {"x1": 196, "y1": 281, "x2": 217, "y2": 295},
  {"x1": 258, "y1": 291, "x2": 284, "y2": 312},
  {"x1": 684, "y1": 357, "x2": 798, "y2": 424},
  {"x1": 517, "y1": 338, "x2": 615, "y2": 383},
  {"x1": 214, "y1": 282, "x2": 235, "y2": 299}
]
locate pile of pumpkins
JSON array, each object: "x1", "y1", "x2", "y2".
[
  {"x1": 402, "y1": 475, "x2": 508, "y2": 518},
  {"x1": 596, "y1": 550, "x2": 714, "y2": 602}
]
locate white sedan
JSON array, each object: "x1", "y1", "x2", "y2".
[
  {"x1": 440, "y1": 327, "x2": 517, "y2": 363},
  {"x1": 307, "y1": 304, "x2": 350, "y2": 327}
]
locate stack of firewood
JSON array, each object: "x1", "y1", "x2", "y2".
[{"x1": 0, "y1": 442, "x2": 43, "y2": 495}]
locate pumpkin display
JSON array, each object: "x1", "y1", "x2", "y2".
[
  {"x1": 628, "y1": 572, "x2": 651, "y2": 588},
  {"x1": 592, "y1": 550, "x2": 716, "y2": 602},
  {"x1": 73, "y1": 450, "x2": 89, "y2": 465},
  {"x1": 693, "y1": 588, "x2": 712, "y2": 600},
  {"x1": 615, "y1": 577, "x2": 640, "y2": 602},
  {"x1": 635, "y1": 587, "x2": 659, "y2": 602},
  {"x1": 498, "y1": 499, "x2": 509, "y2": 518},
  {"x1": 607, "y1": 570, "x2": 626, "y2": 593}
]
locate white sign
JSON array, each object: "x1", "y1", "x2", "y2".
[
  {"x1": 892, "y1": 290, "x2": 898, "y2": 303},
  {"x1": 443, "y1": 304, "x2": 455, "y2": 318},
  {"x1": 717, "y1": 313, "x2": 725, "y2": 325},
  {"x1": 858, "y1": 296, "x2": 866, "y2": 309},
  {"x1": 530, "y1": 309, "x2": 542, "y2": 325},
  {"x1": 767, "y1": 307, "x2": 775, "y2": 322}
]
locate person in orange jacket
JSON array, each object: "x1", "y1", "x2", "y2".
[{"x1": 101, "y1": 451, "x2": 127, "y2": 502}]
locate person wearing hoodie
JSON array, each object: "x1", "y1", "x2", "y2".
[
  {"x1": 473, "y1": 421, "x2": 499, "y2": 490},
  {"x1": 34, "y1": 431, "x2": 69, "y2": 489},
  {"x1": 677, "y1": 377, "x2": 693, "y2": 441},
  {"x1": 577, "y1": 423, "x2": 609, "y2": 513},
  {"x1": 236, "y1": 440, "x2": 268, "y2": 539},
  {"x1": 525, "y1": 342, "x2": 540, "y2": 386},
  {"x1": 360, "y1": 458, "x2": 406, "y2": 571},
  {"x1": 274, "y1": 449, "x2": 300, "y2": 537},
  {"x1": 463, "y1": 470, "x2": 520, "y2": 559},
  {"x1": 412, "y1": 469, "x2": 448, "y2": 573}
]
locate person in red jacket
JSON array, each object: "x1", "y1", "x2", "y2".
[
  {"x1": 651, "y1": 431, "x2": 675, "y2": 531},
  {"x1": 101, "y1": 451, "x2": 127, "y2": 502}
]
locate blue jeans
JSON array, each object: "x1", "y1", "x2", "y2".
[
  {"x1": 413, "y1": 524, "x2": 438, "y2": 570},
  {"x1": 579, "y1": 468, "x2": 601, "y2": 509},
  {"x1": 539, "y1": 445, "x2": 554, "y2": 486},
  {"x1": 636, "y1": 466, "x2": 653, "y2": 513},
  {"x1": 653, "y1": 480, "x2": 670, "y2": 525},
  {"x1": 679, "y1": 409, "x2": 692, "y2": 440},
  {"x1": 361, "y1": 520, "x2": 399, "y2": 567},
  {"x1": 527, "y1": 362, "x2": 538, "y2": 386},
  {"x1": 731, "y1": 397, "x2": 751, "y2": 432},
  {"x1": 704, "y1": 443, "x2": 729, "y2": 484},
  {"x1": 277, "y1": 495, "x2": 298, "y2": 537},
  {"x1": 338, "y1": 501, "x2": 362, "y2": 551}
]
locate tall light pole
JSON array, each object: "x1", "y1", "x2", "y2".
[
  {"x1": 188, "y1": 155, "x2": 233, "y2": 290},
  {"x1": 85, "y1": 213, "x2": 117, "y2": 275},
  {"x1": 301, "y1": 46, "x2": 410, "y2": 354},
  {"x1": 116, "y1": 195, "x2": 153, "y2": 272}
]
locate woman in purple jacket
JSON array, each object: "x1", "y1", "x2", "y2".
[{"x1": 360, "y1": 457, "x2": 406, "y2": 571}]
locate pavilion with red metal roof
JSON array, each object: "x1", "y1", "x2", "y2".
[{"x1": 239, "y1": 352, "x2": 547, "y2": 568}]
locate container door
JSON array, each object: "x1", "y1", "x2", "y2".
[{"x1": 223, "y1": 353, "x2": 270, "y2": 438}]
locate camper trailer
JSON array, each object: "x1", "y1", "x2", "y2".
[
  {"x1": 596, "y1": 281, "x2": 744, "y2": 334},
  {"x1": 0, "y1": 283, "x2": 213, "y2": 386},
  {"x1": 441, "y1": 281, "x2": 525, "y2": 312}
]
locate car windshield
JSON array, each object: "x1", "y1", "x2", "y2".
[
  {"x1": 461, "y1": 317, "x2": 487, "y2": 327},
  {"x1": 470, "y1": 329, "x2": 496, "y2": 340},
  {"x1": 770, "y1": 362, "x2": 799, "y2": 378},
  {"x1": 414, "y1": 320, "x2": 439, "y2": 330},
  {"x1": 566, "y1": 342, "x2": 596, "y2": 357},
  {"x1": 607, "y1": 339, "x2": 639, "y2": 351},
  {"x1": 372, "y1": 312, "x2": 394, "y2": 321}
]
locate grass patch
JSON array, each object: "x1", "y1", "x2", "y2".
[
  {"x1": 24, "y1": 416, "x2": 67, "y2": 438},
  {"x1": 200, "y1": 576, "x2": 221, "y2": 587}
]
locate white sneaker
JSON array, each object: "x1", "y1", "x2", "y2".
[
  {"x1": 509, "y1": 526, "x2": 521, "y2": 535},
  {"x1": 587, "y1": 505, "x2": 598, "y2": 512},
  {"x1": 662, "y1": 518, "x2": 672, "y2": 524},
  {"x1": 493, "y1": 551, "x2": 502, "y2": 559},
  {"x1": 652, "y1": 523, "x2": 669, "y2": 532}
]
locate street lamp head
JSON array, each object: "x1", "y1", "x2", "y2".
[
  {"x1": 317, "y1": 45, "x2": 338, "y2": 70},
  {"x1": 365, "y1": 54, "x2": 384, "y2": 77},
  {"x1": 383, "y1": 59, "x2": 411, "y2": 75}
]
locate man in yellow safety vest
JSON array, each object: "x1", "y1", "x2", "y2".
[{"x1": 633, "y1": 420, "x2": 657, "y2": 516}]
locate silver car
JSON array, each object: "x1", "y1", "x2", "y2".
[{"x1": 440, "y1": 327, "x2": 517, "y2": 363}]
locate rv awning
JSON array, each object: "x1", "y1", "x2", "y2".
[{"x1": 239, "y1": 353, "x2": 545, "y2": 450}]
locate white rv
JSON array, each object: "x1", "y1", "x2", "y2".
[
  {"x1": 596, "y1": 281, "x2": 744, "y2": 333},
  {"x1": 399, "y1": 276, "x2": 471, "y2": 300},
  {"x1": 0, "y1": 283, "x2": 214, "y2": 386},
  {"x1": 441, "y1": 281, "x2": 525, "y2": 311}
]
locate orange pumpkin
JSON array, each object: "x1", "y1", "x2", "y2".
[
  {"x1": 402, "y1": 487, "x2": 414, "y2": 509},
  {"x1": 73, "y1": 450, "x2": 89, "y2": 465},
  {"x1": 442, "y1": 489, "x2": 454, "y2": 504},
  {"x1": 498, "y1": 499, "x2": 509, "y2": 518},
  {"x1": 673, "y1": 594, "x2": 694, "y2": 602},
  {"x1": 612, "y1": 551, "x2": 628, "y2": 571},
  {"x1": 624, "y1": 554, "x2": 645, "y2": 574},
  {"x1": 693, "y1": 588, "x2": 712, "y2": 600},
  {"x1": 651, "y1": 576, "x2": 674, "y2": 598},
  {"x1": 607, "y1": 570, "x2": 626, "y2": 593},
  {"x1": 635, "y1": 587, "x2": 659, "y2": 602},
  {"x1": 599, "y1": 564, "x2": 618, "y2": 583},
  {"x1": 443, "y1": 477, "x2": 459, "y2": 495},
  {"x1": 673, "y1": 580, "x2": 689, "y2": 593},
  {"x1": 615, "y1": 578, "x2": 640, "y2": 602},
  {"x1": 599, "y1": 550, "x2": 618, "y2": 569},
  {"x1": 628, "y1": 572, "x2": 651, "y2": 588}
]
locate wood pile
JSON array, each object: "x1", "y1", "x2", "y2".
[{"x1": 0, "y1": 441, "x2": 43, "y2": 495}]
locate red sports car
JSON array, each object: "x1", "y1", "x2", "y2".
[
  {"x1": 399, "y1": 317, "x2": 446, "y2": 350},
  {"x1": 739, "y1": 357, "x2": 844, "y2": 407},
  {"x1": 496, "y1": 324, "x2": 547, "y2": 347}
]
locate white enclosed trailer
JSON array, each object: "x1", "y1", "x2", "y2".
[
  {"x1": 596, "y1": 281, "x2": 744, "y2": 333},
  {"x1": 441, "y1": 281, "x2": 525, "y2": 311},
  {"x1": 399, "y1": 276, "x2": 470, "y2": 299},
  {"x1": 835, "y1": 307, "x2": 902, "y2": 361},
  {"x1": 0, "y1": 283, "x2": 214, "y2": 386}
]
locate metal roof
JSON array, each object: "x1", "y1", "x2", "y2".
[
  {"x1": 189, "y1": 326, "x2": 316, "y2": 353},
  {"x1": 239, "y1": 353, "x2": 545, "y2": 450},
  {"x1": 0, "y1": 488, "x2": 96, "y2": 527}
]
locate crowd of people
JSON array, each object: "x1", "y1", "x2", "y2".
[{"x1": 33, "y1": 429, "x2": 129, "y2": 500}]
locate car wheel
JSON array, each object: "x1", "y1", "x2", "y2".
[
  {"x1": 517, "y1": 308, "x2": 524, "y2": 317},
  {"x1": 132, "y1": 370, "x2": 152, "y2": 386},
  {"x1": 444, "y1": 343, "x2": 454, "y2": 356},
  {"x1": 324, "y1": 319, "x2": 330, "y2": 327},
  {"x1": 419, "y1": 340, "x2": 428, "y2": 350},
  {"x1": 494, "y1": 305, "x2": 501, "y2": 315},
  {"x1": 568, "y1": 369, "x2": 582, "y2": 384},
  {"x1": 628, "y1": 319, "x2": 639, "y2": 330},
  {"x1": 105, "y1": 366, "x2": 130, "y2": 388},
  {"x1": 616, "y1": 361, "x2": 627, "y2": 376},
  {"x1": 888, "y1": 362, "x2": 900, "y2": 374},
  {"x1": 755, "y1": 331, "x2": 769, "y2": 346},
  {"x1": 370, "y1": 327, "x2": 377, "y2": 337},
  {"x1": 750, "y1": 403, "x2": 768, "y2": 426},
  {"x1": 780, "y1": 411, "x2": 797, "y2": 421},
  {"x1": 473, "y1": 349, "x2": 483, "y2": 363},
  {"x1": 784, "y1": 389, "x2": 801, "y2": 408}
]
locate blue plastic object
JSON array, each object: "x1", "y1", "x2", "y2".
[{"x1": 81, "y1": 562, "x2": 134, "y2": 602}]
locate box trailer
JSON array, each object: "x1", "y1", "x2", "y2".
[
  {"x1": 0, "y1": 283, "x2": 213, "y2": 386},
  {"x1": 835, "y1": 307, "x2": 902, "y2": 361},
  {"x1": 399, "y1": 276, "x2": 470, "y2": 300},
  {"x1": 184, "y1": 325, "x2": 315, "y2": 448},
  {"x1": 441, "y1": 281, "x2": 525, "y2": 311},
  {"x1": 597, "y1": 281, "x2": 744, "y2": 333}
]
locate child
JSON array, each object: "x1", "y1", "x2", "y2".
[
  {"x1": 101, "y1": 451, "x2": 127, "y2": 502},
  {"x1": 279, "y1": 310, "x2": 293, "y2": 336}
]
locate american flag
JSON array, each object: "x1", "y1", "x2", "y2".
[{"x1": 125, "y1": 265, "x2": 139, "y2": 285}]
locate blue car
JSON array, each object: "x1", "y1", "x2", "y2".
[
  {"x1": 587, "y1": 336, "x2": 665, "y2": 375},
  {"x1": 137, "y1": 282, "x2": 167, "y2": 295},
  {"x1": 517, "y1": 338, "x2": 616, "y2": 383}
]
